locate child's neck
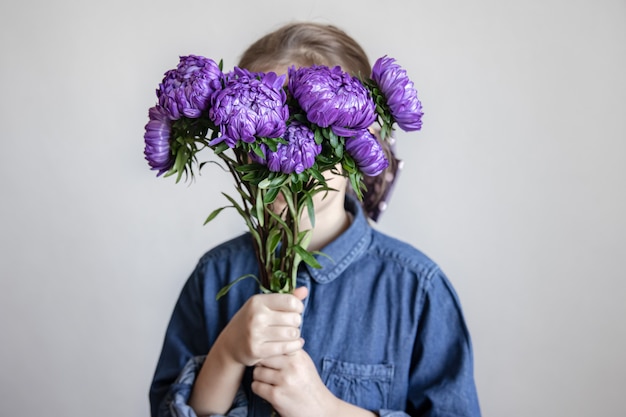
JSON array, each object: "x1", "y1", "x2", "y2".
[{"x1": 300, "y1": 190, "x2": 351, "y2": 252}]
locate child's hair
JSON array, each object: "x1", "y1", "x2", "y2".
[
  {"x1": 239, "y1": 22, "x2": 402, "y2": 221},
  {"x1": 239, "y1": 22, "x2": 371, "y2": 78}
]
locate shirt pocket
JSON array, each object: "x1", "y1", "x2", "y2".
[{"x1": 321, "y1": 358, "x2": 394, "y2": 410}]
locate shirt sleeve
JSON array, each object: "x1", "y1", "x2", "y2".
[
  {"x1": 149, "y1": 262, "x2": 249, "y2": 417},
  {"x1": 150, "y1": 264, "x2": 209, "y2": 416},
  {"x1": 157, "y1": 355, "x2": 248, "y2": 417},
  {"x1": 406, "y1": 269, "x2": 481, "y2": 417}
]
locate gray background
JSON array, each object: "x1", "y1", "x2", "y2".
[{"x1": 1, "y1": 0, "x2": 625, "y2": 416}]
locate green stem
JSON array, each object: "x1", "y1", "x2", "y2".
[{"x1": 219, "y1": 150, "x2": 270, "y2": 289}]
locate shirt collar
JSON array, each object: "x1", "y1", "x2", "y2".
[{"x1": 305, "y1": 195, "x2": 372, "y2": 284}]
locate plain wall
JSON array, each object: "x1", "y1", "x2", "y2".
[{"x1": 1, "y1": 0, "x2": 625, "y2": 416}]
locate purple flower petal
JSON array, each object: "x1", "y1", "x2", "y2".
[
  {"x1": 209, "y1": 68, "x2": 289, "y2": 148},
  {"x1": 345, "y1": 129, "x2": 389, "y2": 176},
  {"x1": 157, "y1": 55, "x2": 223, "y2": 120},
  {"x1": 264, "y1": 122, "x2": 321, "y2": 174},
  {"x1": 288, "y1": 65, "x2": 376, "y2": 135},
  {"x1": 143, "y1": 106, "x2": 173, "y2": 176},
  {"x1": 371, "y1": 56, "x2": 423, "y2": 131}
]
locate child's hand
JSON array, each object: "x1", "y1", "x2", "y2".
[
  {"x1": 252, "y1": 339, "x2": 377, "y2": 417},
  {"x1": 251, "y1": 349, "x2": 337, "y2": 417},
  {"x1": 216, "y1": 287, "x2": 308, "y2": 367}
]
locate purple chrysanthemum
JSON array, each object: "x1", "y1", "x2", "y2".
[
  {"x1": 144, "y1": 106, "x2": 173, "y2": 176},
  {"x1": 263, "y1": 122, "x2": 321, "y2": 174},
  {"x1": 371, "y1": 56, "x2": 423, "y2": 131},
  {"x1": 157, "y1": 55, "x2": 222, "y2": 120},
  {"x1": 288, "y1": 65, "x2": 376, "y2": 137},
  {"x1": 345, "y1": 129, "x2": 389, "y2": 176},
  {"x1": 209, "y1": 68, "x2": 289, "y2": 148}
]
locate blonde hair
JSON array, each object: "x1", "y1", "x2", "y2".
[{"x1": 238, "y1": 22, "x2": 371, "y2": 77}]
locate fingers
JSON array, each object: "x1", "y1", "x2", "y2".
[
  {"x1": 268, "y1": 310, "x2": 302, "y2": 328},
  {"x1": 292, "y1": 286, "x2": 309, "y2": 301},
  {"x1": 246, "y1": 291, "x2": 306, "y2": 327},
  {"x1": 251, "y1": 350, "x2": 312, "y2": 410},
  {"x1": 246, "y1": 304, "x2": 302, "y2": 329},
  {"x1": 256, "y1": 351, "x2": 295, "y2": 370},
  {"x1": 255, "y1": 338, "x2": 304, "y2": 359},
  {"x1": 253, "y1": 363, "x2": 280, "y2": 386},
  {"x1": 258, "y1": 324, "x2": 301, "y2": 343},
  {"x1": 252, "y1": 354, "x2": 295, "y2": 394},
  {"x1": 223, "y1": 290, "x2": 308, "y2": 366},
  {"x1": 255, "y1": 292, "x2": 304, "y2": 314},
  {"x1": 255, "y1": 287, "x2": 308, "y2": 312},
  {"x1": 250, "y1": 378, "x2": 278, "y2": 408}
]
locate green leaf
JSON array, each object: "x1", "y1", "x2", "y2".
[
  {"x1": 334, "y1": 144, "x2": 343, "y2": 158},
  {"x1": 297, "y1": 229, "x2": 312, "y2": 245},
  {"x1": 235, "y1": 163, "x2": 263, "y2": 173},
  {"x1": 173, "y1": 147, "x2": 189, "y2": 183},
  {"x1": 278, "y1": 277, "x2": 292, "y2": 293},
  {"x1": 294, "y1": 245, "x2": 321, "y2": 269},
  {"x1": 269, "y1": 174, "x2": 288, "y2": 188},
  {"x1": 267, "y1": 210, "x2": 292, "y2": 247},
  {"x1": 250, "y1": 142, "x2": 266, "y2": 159},
  {"x1": 305, "y1": 194, "x2": 315, "y2": 228},
  {"x1": 291, "y1": 178, "x2": 302, "y2": 193},
  {"x1": 312, "y1": 250, "x2": 333, "y2": 261},
  {"x1": 255, "y1": 188, "x2": 264, "y2": 227},
  {"x1": 262, "y1": 137, "x2": 286, "y2": 152},
  {"x1": 242, "y1": 171, "x2": 265, "y2": 182},
  {"x1": 297, "y1": 172, "x2": 309, "y2": 183},
  {"x1": 329, "y1": 130, "x2": 339, "y2": 148},
  {"x1": 281, "y1": 186, "x2": 297, "y2": 220},
  {"x1": 381, "y1": 123, "x2": 394, "y2": 142},
  {"x1": 221, "y1": 192, "x2": 245, "y2": 216},
  {"x1": 213, "y1": 142, "x2": 229, "y2": 155},
  {"x1": 272, "y1": 257, "x2": 281, "y2": 271},
  {"x1": 309, "y1": 169, "x2": 326, "y2": 185},
  {"x1": 316, "y1": 153, "x2": 334, "y2": 165},
  {"x1": 266, "y1": 228, "x2": 282, "y2": 257},
  {"x1": 314, "y1": 128, "x2": 324, "y2": 145},
  {"x1": 293, "y1": 113, "x2": 308, "y2": 123},
  {"x1": 349, "y1": 172, "x2": 364, "y2": 200},
  {"x1": 342, "y1": 154, "x2": 357, "y2": 174},
  {"x1": 216, "y1": 274, "x2": 259, "y2": 300},
  {"x1": 258, "y1": 178, "x2": 271, "y2": 189},
  {"x1": 269, "y1": 269, "x2": 288, "y2": 293},
  {"x1": 203, "y1": 206, "x2": 230, "y2": 225},
  {"x1": 263, "y1": 186, "x2": 280, "y2": 204}
]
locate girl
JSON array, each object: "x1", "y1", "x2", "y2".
[{"x1": 150, "y1": 22, "x2": 481, "y2": 417}]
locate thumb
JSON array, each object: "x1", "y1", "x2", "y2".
[{"x1": 292, "y1": 286, "x2": 309, "y2": 301}]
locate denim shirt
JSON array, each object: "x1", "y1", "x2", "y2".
[{"x1": 150, "y1": 197, "x2": 481, "y2": 417}]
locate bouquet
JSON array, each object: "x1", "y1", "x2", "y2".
[{"x1": 143, "y1": 54, "x2": 423, "y2": 296}]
